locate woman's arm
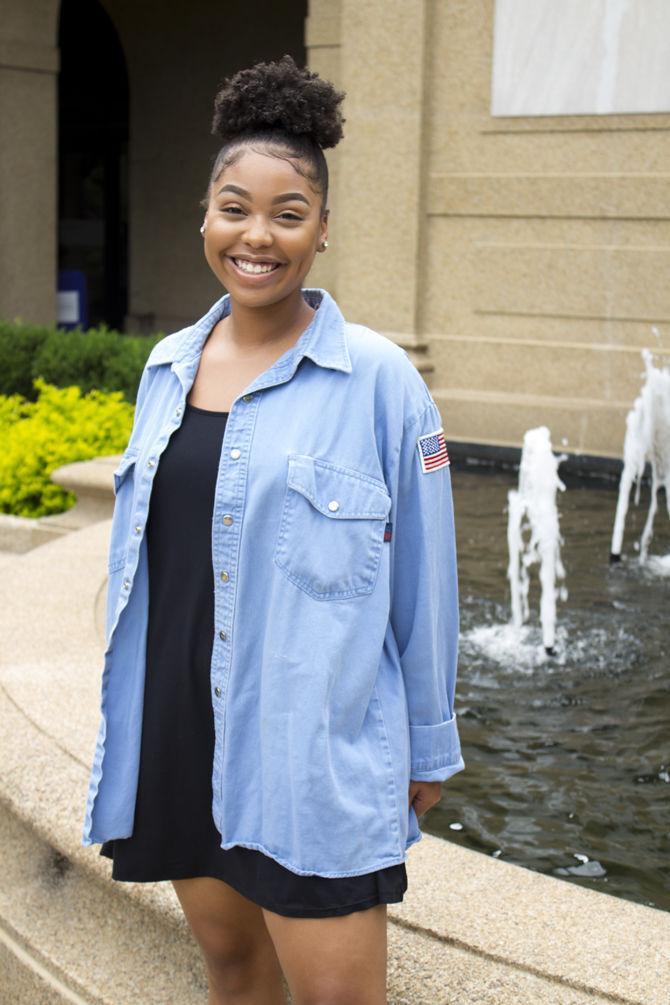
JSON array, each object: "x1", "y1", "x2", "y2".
[{"x1": 389, "y1": 396, "x2": 465, "y2": 784}]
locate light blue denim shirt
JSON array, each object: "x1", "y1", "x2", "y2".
[{"x1": 81, "y1": 287, "x2": 465, "y2": 877}]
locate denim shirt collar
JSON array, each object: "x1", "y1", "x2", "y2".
[{"x1": 146, "y1": 287, "x2": 352, "y2": 374}]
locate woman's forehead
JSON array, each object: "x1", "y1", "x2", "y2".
[{"x1": 213, "y1": 146, "x2": 319, "y2": 199}]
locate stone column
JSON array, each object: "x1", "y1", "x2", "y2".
[
  {"x1": 0, "y1": 2, "x2": 60, "y2": 325},
  {"x1": 305, "y1": 0, "x2": 343, "y2": 300},
  {"x1": 336, "y1": 0, "x2": 428, "y2": 337}
]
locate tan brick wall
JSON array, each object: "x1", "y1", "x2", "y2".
[{"x1": 307, "y1": 0, "x2": 670, "y2": 459}]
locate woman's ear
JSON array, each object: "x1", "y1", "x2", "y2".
[{"x1": 318, "y1": 208, "x2": 329, "y2": 251}]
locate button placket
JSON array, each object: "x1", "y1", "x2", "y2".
[
  {"x1": 208, "y1": 378, "x2": 300, "y2": 825},
  {"x1": 210, "y1": 389, "x2": 258, "y2": 807}
]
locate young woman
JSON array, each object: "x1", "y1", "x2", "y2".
[{"x1": 82, "y1": 55, "x2": 465, "y2": 1004}]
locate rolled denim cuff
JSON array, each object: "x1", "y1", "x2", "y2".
[{"x1": 409, "y1": 713, "x2": 465, "y2": 782}]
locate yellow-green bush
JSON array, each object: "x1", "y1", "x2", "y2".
[{"x1": 0, "y1": 377, "x2": 134, "y2": 518}]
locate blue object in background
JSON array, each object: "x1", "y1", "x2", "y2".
[{"x1": 57, "y1": 269, "x2": 88, "y2": 330}]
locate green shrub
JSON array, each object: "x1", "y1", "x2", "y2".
[
  {"x1": 0, "y1": 377, "x2": 135, "y2": 518},
  {"x1": 0, "y1": 323, "x2": 51, "y2": 399},
  {"x1": 0, "y1": 320, "x2": 162, "y2": 403}
]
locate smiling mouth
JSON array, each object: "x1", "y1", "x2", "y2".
[{"x1": 229, "y1": 257, "x2": 283, "y2": 275}]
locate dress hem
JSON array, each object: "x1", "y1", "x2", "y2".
[{"x1": 104, "y1": 866, "x2": 407, "y2": 917}]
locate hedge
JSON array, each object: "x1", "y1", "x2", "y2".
[{"x1": 0, "y1": 319, "x2": 163, "y2": 403}]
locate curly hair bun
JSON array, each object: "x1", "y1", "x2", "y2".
[{"x1": 211, "y1": 54, "x2": 345, "y2": 150}]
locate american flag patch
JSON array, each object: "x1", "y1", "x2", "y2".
[{"x1": 417, "y1": 427, "x2": 450, "y2": 473}]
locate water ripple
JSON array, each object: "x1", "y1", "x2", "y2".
[{"x1": 425, "y1": 467, "x2": 670, "y2": 913}]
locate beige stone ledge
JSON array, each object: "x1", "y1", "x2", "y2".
[
  {"x1": 479, "y1": 113, "x2": 670, "y2": 134},
  {"x1": 427, "y1": 313, "x2": 670, "y2": 349},
  {"x1": 0, "y1": 513, "x2": 67, "y2": 554},
  {"x1": 435, "y1": 385, "x2": 631, "y2": 411},
  {"x1": 0, "y1": 520, "x2": 667, "y2": 1002},
  {"x1": 430, "y1": 333, "x2": 667, "y2": 403},
  {"x1": 433, "y1": 388, "x2": 628, "y2": 458},
  {"x1": 430, "y1": 333, "x2": 670, "y2": 359},
  {"x1": 428, "y1": 173, "x2": 670, "y2": 219},
  {"x1": 0, "y1": 39, "x2": 59, "y2": 74},
  {"x1": 0, "y1": 456, "x2": 120, "y2": 554},
  {"x1": 473, "y1": 245, "x2": 670, "y2": 320},
  {"x1": 45, "y1": 455, "x2": 119, "y2": 531}
]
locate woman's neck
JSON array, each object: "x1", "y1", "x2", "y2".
[{"x1": 222, "y1": 289, "x2": 316, "y2": 354}]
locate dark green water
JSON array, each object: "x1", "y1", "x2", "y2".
[{"x1": 425, "y1": 464, "x2": 669, "y2": 914}]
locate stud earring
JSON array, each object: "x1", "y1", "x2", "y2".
[
  {"x1": 320, "y1": 240, "x2": 328, "y2": 250},
  {"x1": 200, "y1": 224, "x2": 206, "y2": 235}
]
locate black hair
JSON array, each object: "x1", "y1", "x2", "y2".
[{"x1": 201, "y1": 54, "x2": 346, "y2": 213}]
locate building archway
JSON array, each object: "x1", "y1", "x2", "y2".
[{"x1": 58, "y1": 0, "x2": 129, "y2": 329}]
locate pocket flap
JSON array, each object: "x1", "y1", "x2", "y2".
[
  {"x1": 287, "y1": 454, "x2": 391, "y2": 520},
  {"x1": 112, "y1": 449, "x2": 139, "y2": 495}
]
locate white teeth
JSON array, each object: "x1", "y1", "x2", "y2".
[{"x1": 233, "y1": 258, "x2": 278, "y2": 274}]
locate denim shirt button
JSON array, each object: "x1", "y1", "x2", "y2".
[
  {"x1": 223, "y1": 514, "x2": 234, "y2": 525},
  {"x1": 328, "y1": 499, "x2": 340, "y2": 512},
  {"x1": 214, "y1": 686, "x2": 221, "y2": 697},
  {"x1": 220, "y1": 570, "x2": 229, "y2": 582},
  {"x1": 230, "y1": 448, "x2": 241, "y2": 460},
  {"x1": 175, "y1": 406, "x2": 183, "y2": 416},
  {"x1": 122, "y1": 578, "x2": 131, "y2": 590},
  {"x1": 219, "y1": 629, "x2": 227, "y2": 641},
  {"x1": 147, "y1": 458, "x2": 156, "y2": 468},
  {"x1": 134, "y1": 524, "x2": 142, "y2": 534},
  {"x1": 242, "y1": 393, "x2": 254, "y2": 402}
]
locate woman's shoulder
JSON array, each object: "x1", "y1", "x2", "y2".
[
  {"x1": 343, "y1": 320, "x2": 434, "y2": 418},
  {"x1": 343, "y1": 319, "x2": 418, "y2": 375}
]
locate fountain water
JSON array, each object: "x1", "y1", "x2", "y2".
[
  {"x1": 610, "y1": 345, "x2": 670, "y2": 567},
  {"x1": 506, "y1": 426, "x2": 568, "y2": 654},
  {"x1": 453, "y1": 412, "x2": 668, "y2": 911},
  {"x1": 453, "y1": 460, "x2": 668, "y2": 911}
]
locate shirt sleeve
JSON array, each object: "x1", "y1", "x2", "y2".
[{"x1": 389, "y1": 396, "x2": 465, "y2": 783}]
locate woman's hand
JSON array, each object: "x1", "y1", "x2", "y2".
[{"x1": 408, "y1": 779, "x2": 443, "y2": 817}]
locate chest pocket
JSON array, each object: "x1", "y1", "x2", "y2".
[{"x1": 273, "y1": 454, "x2": 392, "y2": 601}]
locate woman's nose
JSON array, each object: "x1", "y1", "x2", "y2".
[{"x1": 243, "y1": 214, "x2": 273, "y2": 247}]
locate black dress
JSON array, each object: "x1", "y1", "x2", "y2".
[{"x1": 100, "y1": 399, "x2": 408, "y2": 917}]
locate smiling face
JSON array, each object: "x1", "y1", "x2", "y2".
[{"x1": 202, "y1": 145, "x2": 328, "y2": 310}]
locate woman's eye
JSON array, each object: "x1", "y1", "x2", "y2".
[{"x1": 218, "y1": 206, "x2": 302, "y2": 221}]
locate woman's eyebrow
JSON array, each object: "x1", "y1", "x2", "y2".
[
  {"x1": 271, "y1": 192, "x2": 310, "y2": 206},
  {"x1": 216, "y1": 184, "x2": 309, "y2": 206},
  {"x1": 217, "y1": 183, "x2": 249, "y2": 198}
]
